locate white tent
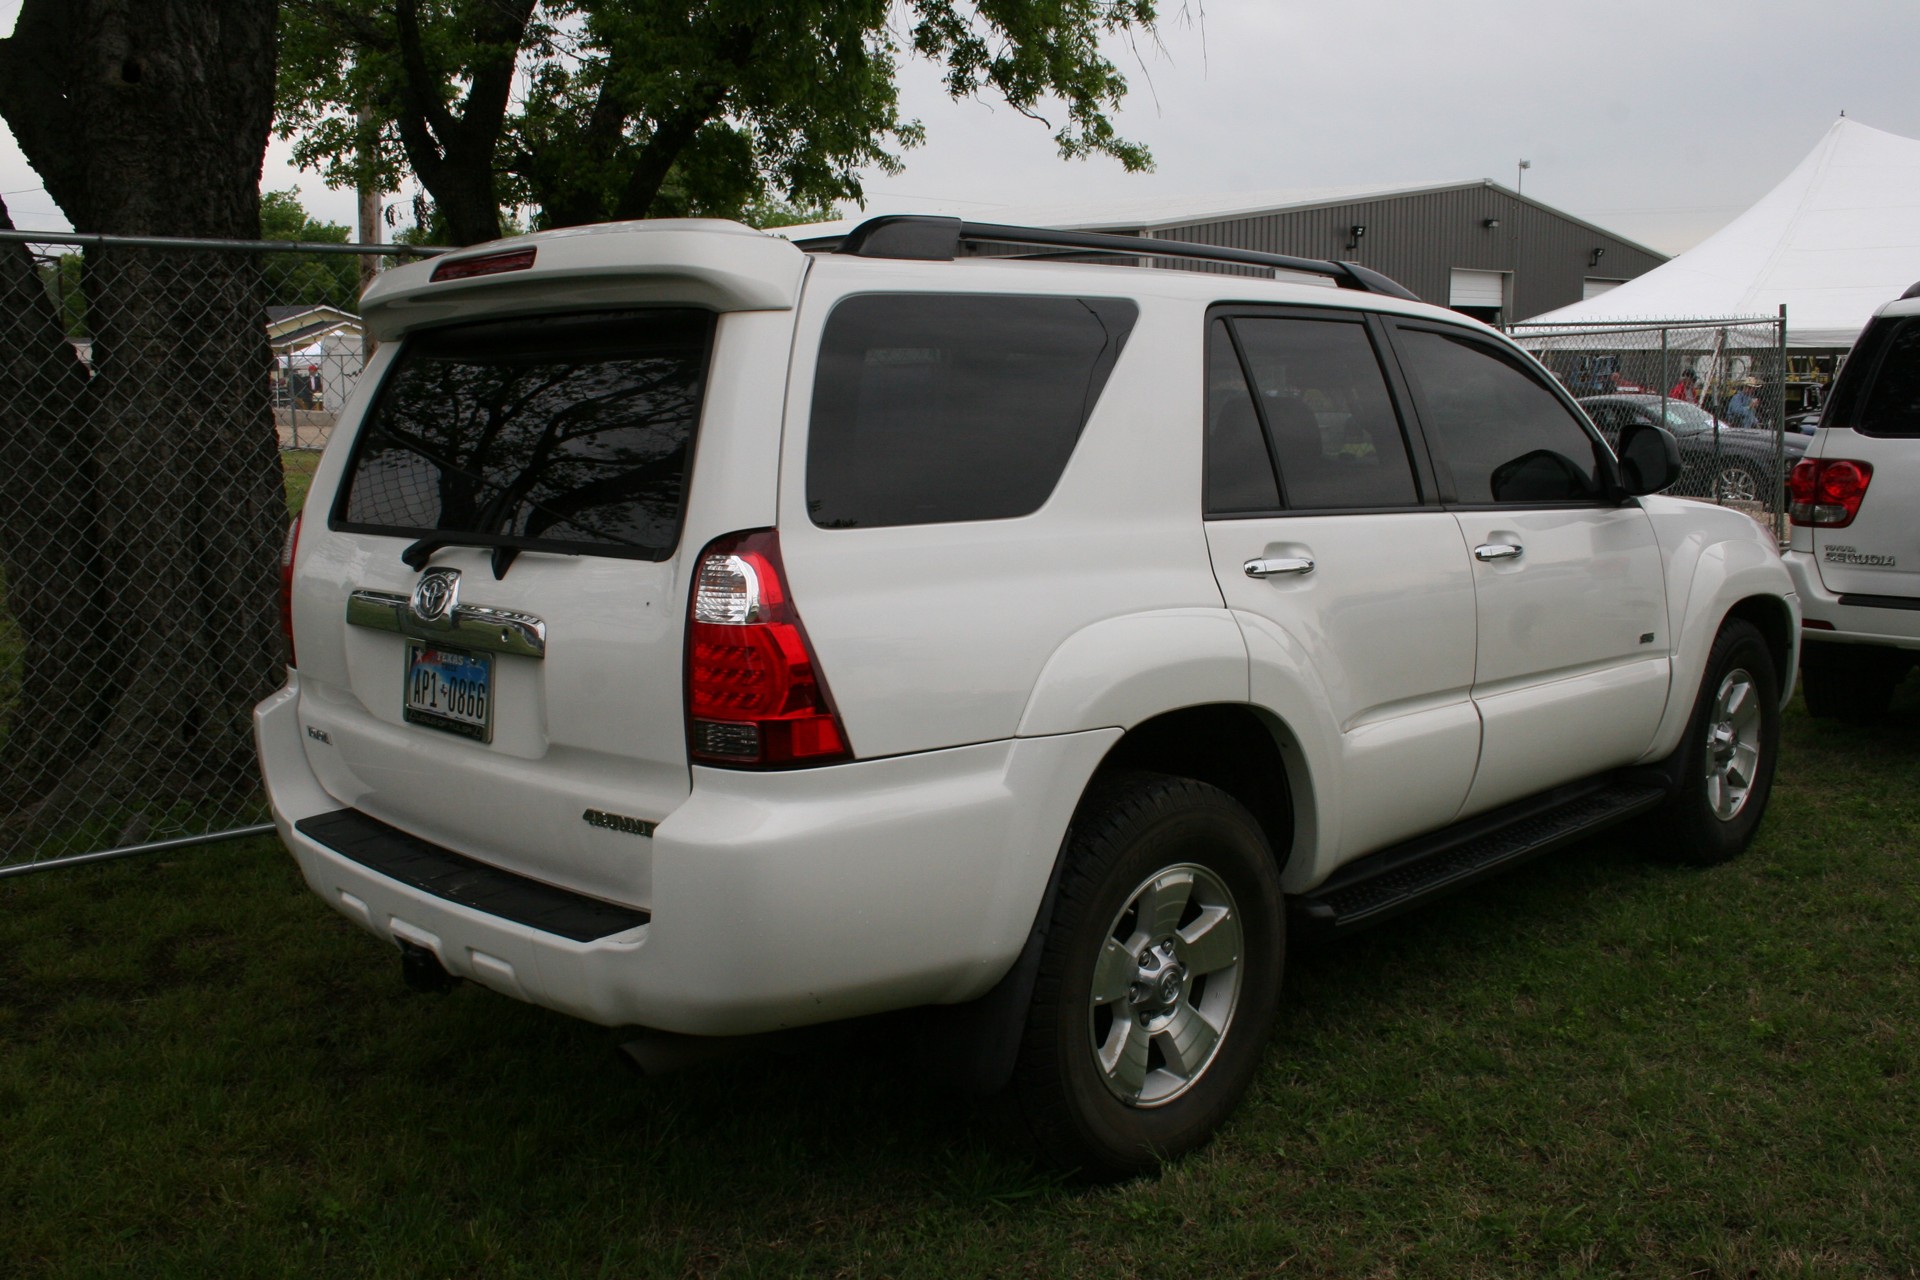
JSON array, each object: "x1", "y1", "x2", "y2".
[{"x1": 1525, "y1": 118, "x2": 1920, "y2": 347}]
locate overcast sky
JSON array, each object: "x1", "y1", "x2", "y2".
[{"x1": 4, "y1": 0, "x2": 1918, "y2": 255}]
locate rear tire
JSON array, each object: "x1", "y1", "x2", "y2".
[
  {"x1": 1006, "y1": 772, "x2": 1284, "y2": 1181},
  {"x1": 1800, "y1": 641, "x2": 1904, "y2": 723},
  {"x1": 1648, "y1": 619, "x2": 1780, "y2": 866}
]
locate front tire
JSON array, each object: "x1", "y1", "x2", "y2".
[
  {"x1": 1007, "y1": 772, "x2": 1284, "y2": 1180},
  {"x1": 1649, "y1": 619, "x2": 1780, "y2": 865}
]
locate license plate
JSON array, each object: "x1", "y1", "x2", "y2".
[{"x1": 404, "y1": 642, "x2": 493, "y2": 742}]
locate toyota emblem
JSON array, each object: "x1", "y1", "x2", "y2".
[{"x1": 410, "y1": 567, "x2": 460, "y2": 624}]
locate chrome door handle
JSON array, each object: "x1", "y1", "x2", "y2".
[
  {"x1": 1474, "y1": 542, "x2": 1524, "y2": 562},
  {"x1": 1244, "y1": 556, "x2": 1315, "y2": 578}
]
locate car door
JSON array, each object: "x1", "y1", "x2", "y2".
[
  {"x1": 1387, "y1": 322, "x2": 1672, "y2": 817},
  {"x1": 1202, "y1": 308, "x2": 1482, "y2": 863}
]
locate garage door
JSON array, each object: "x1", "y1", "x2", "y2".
[
  {"x1": 1449, "y1": 268, "x2": 1507, "y2": 308},
  {"x1": 1583, "y1": 278, "x2": 1625, "y2": 300}
]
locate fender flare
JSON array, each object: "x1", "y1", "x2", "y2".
[{"x1": 1015, "y1": 608, "x2": 1250, "y2": 738}]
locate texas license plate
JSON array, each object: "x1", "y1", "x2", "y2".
[{"x1": 403, "y1": 642, "x2": 493, "y2": 742}]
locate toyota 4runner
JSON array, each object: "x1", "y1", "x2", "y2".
[
  {"x1": 257, "y1": 216, "x2": 1798, "y2": 1178},
  {"x1": 1787, "y1": 283, "x2": 1920, "y2": 719}
]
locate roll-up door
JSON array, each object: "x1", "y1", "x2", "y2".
[{"x1": 1448, "y1": 269, "x2": 1507, "y2": 308}]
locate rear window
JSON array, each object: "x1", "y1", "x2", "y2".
[
  {"x1": 1831, "y1": 315, "x2": 1920, "y2": 437},
  {"x1": 805, "y1": 294, "x2": 1138, "y2": 528},
  {"x1": 335, "y1": 309, "x2": 713, "y2": 559}
]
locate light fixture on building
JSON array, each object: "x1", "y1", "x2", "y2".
[
  {"x1": 1590, "y1": 246, "x2": 1607, "y2": 267},
  {"x1": 1346, "y1": 224, "x2": 1367, "y2": 251},
  {"x1": 1483, "y1": 218, "x2": 1501, "y2": 230}
]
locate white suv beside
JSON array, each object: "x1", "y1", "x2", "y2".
[
  {"x1": 257, "y1": 216, "x2": 1797, "y2": 1177},
  {"x1": 1786, "y1": 285, "x2": 1920, "y2": 719}
]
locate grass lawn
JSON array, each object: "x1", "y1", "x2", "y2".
[
  {"x1": 282, "y1": 449, "x2": 322, "y2": 516},
  {"x1": 2, "y1": 692, "x2": 1917, "y2": 1278}
]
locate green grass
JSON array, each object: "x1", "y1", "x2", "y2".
[
  {"x1": 3, "y1": 693, "x2": 1918, "y2": 1278},
  {"x1": 282, "y1": 449, "x2": 322, "y2": 516}
]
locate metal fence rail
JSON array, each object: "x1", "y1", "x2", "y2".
[
  {"x1": 0, "y1": 230, "x2": 438, "y2": 878},
  {"x1": 1506, "y1": 313, "x2": 1793, "y2": 538}
]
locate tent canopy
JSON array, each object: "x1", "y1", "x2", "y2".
[{"x1": 1525, "y1": 118, "x2": 1920, "y2": 347}]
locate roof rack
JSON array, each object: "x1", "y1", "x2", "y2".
[{"x1": 820, "y1": 215, "x2": 1421, "y2": 302}]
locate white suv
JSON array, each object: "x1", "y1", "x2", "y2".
[
  {"x1": 257, "y1": 216, "x2": 1797, "y2": 1178},
  {"x1": 1786, "y1": 285, "x2": 1920, "y2": 719}
]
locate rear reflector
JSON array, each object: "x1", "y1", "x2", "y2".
[
  {"x1": 430, "y1": 247, "x2": 537, "y2": 282},
  {"x1": 1788, "y1": 458, "x2": 1873, "y2": 528},
  {"x1": 686, "y1": 530, "x2": 851, "y2": 768}
]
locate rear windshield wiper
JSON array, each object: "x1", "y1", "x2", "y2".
[{"x1": 402, "y1": 532, "x2": 556, "y2": 578}]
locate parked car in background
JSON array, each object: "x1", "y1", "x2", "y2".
[
  {"x1": 1580, "y1": 393, "x2": 1807, "y2": 504},
  {"x1": 1785, "y1": 284, "x2": 1920, "y2": 720}
]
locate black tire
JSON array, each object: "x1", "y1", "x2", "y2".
[
  {"x1": 1006, "y1": 771, "x2": 1284, "y2": 1180},
  {"x1": 1800, "y1": 641, "x2": 1903, "y2": 723},
  {"x1": 1648, "y1": 619, "x2": 1780, "y2": 865}
]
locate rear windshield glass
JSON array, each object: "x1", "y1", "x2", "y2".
[
  {"x1": 336, "y1": 309, "x2": 713, "y2": 558},
  {"x1": 805, "y1": 294, "x2": 1137, "y2": 528}
]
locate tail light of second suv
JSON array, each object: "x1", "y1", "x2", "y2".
[{"x1": 1788, "y1": 457, "x2": 1875, "y2": 527}]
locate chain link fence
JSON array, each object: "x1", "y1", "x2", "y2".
[
  {"x1": 1506, "y1": 314, "x2": 1794, "y2": 538},
  {"x1": 0, "y1": 230, "x2": 439, "y2": 877}
]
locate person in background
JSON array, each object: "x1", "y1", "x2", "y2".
[
  {"x1": 1667, "y1": 368, "x2": 1700, "y2": 403},
  {"x1": 1726, "y1": 378, "x2": 1760, "y2": 429}
]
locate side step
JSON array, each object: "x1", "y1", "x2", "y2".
[{"x1": 1290, "y1": 777, "x2": 1667, "y2": 938}]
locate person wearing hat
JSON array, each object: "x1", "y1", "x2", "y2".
[{"x1": 1727, "y1": 377, "x2": 1761, "y2": 429}]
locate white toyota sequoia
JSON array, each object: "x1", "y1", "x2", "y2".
[
  {"x1": 1786, "y1": 283, "x2": 1920, "y2": 719},
  {"x1": 257, "y1": 216, "x2": 1798, "y2": 1177}
]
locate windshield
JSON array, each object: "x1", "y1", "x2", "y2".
[
  {"x1": 336, "y1": 309, "x2": 713, "y2": 560},
  {"x1": 1657, "y1": 401, "x2": 1720, "y2": 436}
]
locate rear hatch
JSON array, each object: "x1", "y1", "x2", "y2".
[
  {"x1": 1805, "y1": 310, "x2": 1920, "y2": 602},
  {"x1": 288, "y1": 223, "x2": 804, "y2": 907}
]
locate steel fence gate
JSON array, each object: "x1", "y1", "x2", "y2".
[
  {"x1": 1505, "y1": 313, "x2": 1793, "y2": 539},
  {"x1": 0, "y1": 230, "x2": 439, "y2": 877}
]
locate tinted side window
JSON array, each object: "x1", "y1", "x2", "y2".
[
  {"x1": 338, "y1": 309, "x2": 711, "y2": 559},
  {"x1": 1395, "y1": 327, "x2": 1605, "y2": 505},
  {"x1": 1205, "y1": 319, "x2": 1281, "y2": 514},
  {"x1": 1232, "y1": 316, "x2": 1419, "y2": 510},
  {"x1": 1854, "y1": 317, "x2": 1920, "y2": 436},
  {"x1": 805, "y1": 294, "x2": 1137, "y2": 528}
]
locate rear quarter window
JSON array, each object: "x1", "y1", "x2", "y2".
[
  {"x1": 804, "y1": 293, "x2": 1138, "y2": 528},
  {"x1": 1835, "y1": 315, "x2": 1920, "y2": 437}
]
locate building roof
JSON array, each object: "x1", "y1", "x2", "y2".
[
  {"x1": 1526, "y1": 118, "x2": 1920, "y2": 347},
  {"x1": 772, "y1": 179, "x2": 1663, "y2": 258}
]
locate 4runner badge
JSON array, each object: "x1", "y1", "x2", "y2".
[
  {"x1": 583, "y1": 809, "x2": 656, "y2": 838},
  {"x1": 410, "y1": 567, "x2": 461, "y2": 623},
  {"x1": 1822, "y1": 544, "x2": 1897, "y2": 567}
]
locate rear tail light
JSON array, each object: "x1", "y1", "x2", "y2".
[
  {"x1": 279, "y1": 511, "x2": 302, "y2": 668},
  {"x1": 1788, "y1": 458, "x2": 1874, "y2": 527},
  {"x1": 686, "y1": 530, "x2": 851, "y2": 768}
]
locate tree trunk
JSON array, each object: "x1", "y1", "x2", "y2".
[{"x1": 0, "y1": 0, "x2": 284, "y2": 851}]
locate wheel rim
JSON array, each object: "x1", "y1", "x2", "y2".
[
  {"x1": 1704, "y1": 665, "x2": 1763, "y2": 821},
  {"x1": 1717, "y1": 467, "x2": 1758, "y2": 503},
  {"x1": 1087, "y1": 863, "x2": 1243, "y2": 1108}
]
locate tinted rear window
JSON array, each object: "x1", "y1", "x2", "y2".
[
  {"x1": 1835, "y1": 315, "x2": 1920, "y2": 437},
  {"x1": 336, "y1": 309, "x2": 713, "y2": 559},
  {"x1": 805, "y1": 294, "x2": 1137, "y2": 528}
]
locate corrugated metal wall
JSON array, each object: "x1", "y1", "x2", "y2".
[{"x1": 1153, "y1": 183, "x2": 1664, "y2": 321}]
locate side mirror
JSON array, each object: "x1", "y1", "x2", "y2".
[{"x1": 1616, "y1": 421, "x2": 1681, "y2": 495}]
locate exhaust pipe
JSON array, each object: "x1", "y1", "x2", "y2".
[{"x1": 398, "y1": 940, "x2": 459, "y2": 994}]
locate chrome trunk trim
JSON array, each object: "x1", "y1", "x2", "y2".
[{"x1": 346, "y1": 590, "x2": 547, "y2": 658}]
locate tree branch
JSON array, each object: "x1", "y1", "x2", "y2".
[{"x1": 0, "y1": 0, "x2": 89, "y2": 223}]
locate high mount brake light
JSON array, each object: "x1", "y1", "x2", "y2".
[
  {"x1": 280, "y1": 511, "x2": 302, "y2": 668},
  {"x1": 1788, "y1": 458, "x2": 1874, "y2": 528},
  {"x1": 685, "y1": 530, "x2": 851, "y2": 768},
  {"x1": 429, "y1": 247, "x2": 537, "y2": 282}
]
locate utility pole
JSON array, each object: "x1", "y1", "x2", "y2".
[{"x1": 1517, "y1": 159, "x2": 1531, "y2": 196}]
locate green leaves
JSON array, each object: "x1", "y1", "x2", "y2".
[{"x1": 275, "y1": 0, "x2": 1158, "y2": 245}]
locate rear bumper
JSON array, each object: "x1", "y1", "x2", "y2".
[
  {"x1": 256, "y1": 676, "x2": 1117, "y2": 1035},
  {"x1": 1786, "y1": 553, "x2": 1920, "y2": 651}
]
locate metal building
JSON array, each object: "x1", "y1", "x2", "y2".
[{"x1": 788, "y1": 181, "x2": 1668, "y2": 325}]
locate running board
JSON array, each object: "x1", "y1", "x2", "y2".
[{"x1": 1290, "y1": 777, "x2": 1667, "y2": 937}]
